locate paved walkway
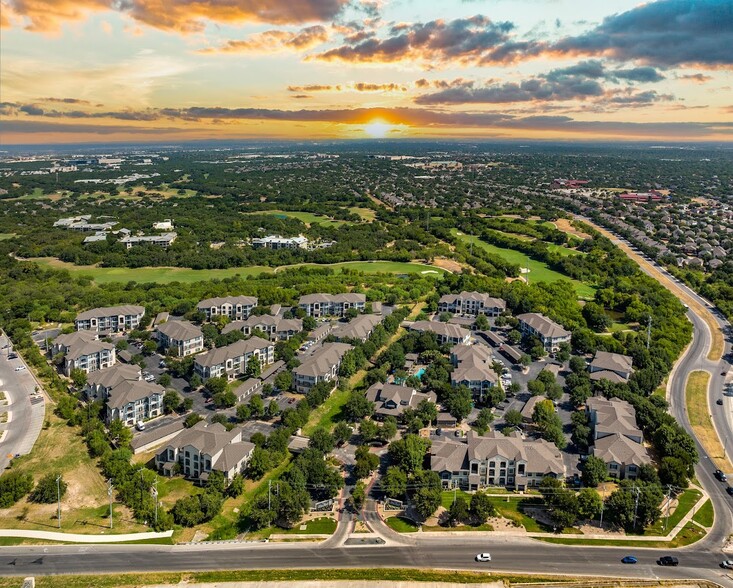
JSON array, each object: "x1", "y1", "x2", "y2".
[{"x1": 0, "y1": 529, "x2": 173, "y2": 543}]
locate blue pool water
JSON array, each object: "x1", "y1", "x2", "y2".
[{"x1": 415, "y1": 368, "x2": 426, "y2": 379}]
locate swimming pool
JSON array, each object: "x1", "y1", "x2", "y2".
[{"x1": 415, "y1": 368, "x2": 426, "y2": 379}]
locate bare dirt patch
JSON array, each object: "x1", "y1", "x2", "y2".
[
  {"x1": 432, "y1": 257, "x2": 463, "y2": 273},
  {"x1": 554, "y1": 218, "x2": 591, "y2": 239}
]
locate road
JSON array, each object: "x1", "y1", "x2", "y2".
[{"x1": 0, "y1": 332, "x2": 46, "y2": 472}]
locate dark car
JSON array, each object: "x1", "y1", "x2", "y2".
[
  {"x1": 658, "y1": 556, "x2": 679, "y2": 566},
  {"x1": 714, "y1": 469, "x2": 728, "y2": 482},
  {"x1": 726, "y1": 486, "x2": 733, "y2": 496},
  {"x1": 621, "y1": 556, "x2": 638, "y2": 564},
  {"x1": 717, "y1": 399, "x2": 724, "y2": 406}
]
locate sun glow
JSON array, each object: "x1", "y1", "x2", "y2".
[{"x1": 364, "y1": 120, "x2": 393, "y2": 138}]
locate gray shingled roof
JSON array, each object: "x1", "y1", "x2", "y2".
[
  {"x1": 516, "y1": 313, "x2": 570, "y2": 338},
  {"x1": 76, "y1": 305, "x2": 145, "y2": 321},
  {"x1": 157, "y1": 320, "x2": 203, "y2": 341}
]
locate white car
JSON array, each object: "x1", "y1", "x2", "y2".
[
  {"x1": 135, "y1": 421, "x2": 145, "y2": 431},
  {"x1": 14, "y1": 366, "x2": 26, "y2": 371},
  {"x1": 475, "y1": 553, "x2": 491, "y2": 562}
]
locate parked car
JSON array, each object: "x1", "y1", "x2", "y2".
[
  {"x1": 14, "y1": 366, "x2": 26, "y2": 371},
  {"x1": 714, "y1": 469, "x2": 728, "y2": 482},
  {"x1": 621, "y1": 556, "x2": 637, "y2": 564},
  {"x1": 658, "y1": 556, "x2": 679, "y2": 566},
  {"x1": 721, "y1": 561, "x2": 733, "y2": 570},
  {"x1": 475, "y1": 553, "x2": 491, "y2": 562},
  {"x1": 717, "y1": 399, "x2": 724, "y2": 405},
  {"x1": 135, "y1": 421, "x2": 145, "y2": 431},
  {"x1": 8, "y1": 353, "x2": 18, "y2": 359}
]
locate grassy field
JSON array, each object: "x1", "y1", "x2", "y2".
[
  {"x1": 423, "y1": 523, "x2": 494, "y2": 532},
  {"x1": 692, "y1": 499, "x2": 714, "y2": 528},
  {"x1": 349, "y1": 207, "x2": 377, "y2": 221},
  {"x1": 441, "y1": 489, "x2": 472, "y2": 509},
  {"x1": 645, "y1": 489, "x2": 701, "y2": 535},
  {"x1": 0, "y1": 568, "x2": 583, "y2": 588},
  {"x1": 385, "y1": 516, "x2": 420, "y2": 533},
  {"x1": 686, "y1": 370, "x2": 733, "y2": 471},
  {"x1": 537, "y1": 521, "x2": 705, "y2": 548},
  {"x1": 281, "y1": 516, "x2": 337, "y2": 534},
  {"x1": 28, "y1": 258, "x2": 446, "y2": 284},
  {"x1": 244, "y1": 209, "x2": 350, "y2": 227},
  {"x1": 2, "y1": 413, "x2": 148, "y2": 536},
  {"x1": 0, "y1": 233, "x2": 16, "y2": 240},
  {"x1": 451, "y1": 230, "x2": 595, "y2": 298},
  {"x1": 302, "y1": 386, "x2": 351, "y2": 436}
]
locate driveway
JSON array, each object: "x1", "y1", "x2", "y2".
[{"x1": 0, "y1": 332, "x2": 46, "y2": 471}]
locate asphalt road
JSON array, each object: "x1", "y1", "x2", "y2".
[{"x1": 0, "y1": 332, "x2": 45, "y2": 472}]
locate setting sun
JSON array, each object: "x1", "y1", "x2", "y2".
[{"x1": 364, "y1": 121, "x2": 392, "y2": 138}]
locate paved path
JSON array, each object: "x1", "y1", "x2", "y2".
[
  {"x1": 0, "y1": 332, "x2": 46, "y2": 471},
  {"x1": 0, "y1": 529, "x2": 173, "y2": 543}
]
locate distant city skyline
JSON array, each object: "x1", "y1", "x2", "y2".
[{"x1": 1, "y1": 0, "x2": 732, "y2": 144}]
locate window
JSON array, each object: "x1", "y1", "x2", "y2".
[{"x1": 471, "y1": 463, "x2": 479, "y2": 474}]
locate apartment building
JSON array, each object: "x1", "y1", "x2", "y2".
[
  {"x1": 197, "y1": 296, "x2": 258, "y2": 321},
  {"x1": 365, "y1": 382, "x2": 437, "y2": 421},
  {"x1": 408, "y1": 321, "x2": 471, "y2": 346},
  {"x1": 53, "y1": 331, "x2": 116, "y2": 375},
  {"x1": 431, "y1": 430, "x2": 565, "y2": 491},
  {"x1": 75, "y1": 305, "x2": 145, "y2": 333},
  {"x1": 251, "y1": 235, "x2": 308, "y2": 250},
  {"x1": 587, "y1": 397, "x2": 650, "y2": 480},
  {"x1": 106, "y1": 379, "x2": 164, "y2": 426},
  {"x1": 331, "y1": 314, "x2": 383, "y2": 343},
  {"x1": 119, "y1": 232, "x2": 177, "y2": 249},
  {"x1": 85, "y1": 363, "x2": 142, "y2": 401},
  {"x1": 222, "y1": 315, "x2": 303, "y2": 341},
  {"x1": 438, "y1": 292, "x2": 506, "y2": 317},
  {"x1": 193, "y1": 336, "x2": 274, "y2": 381},
  {"x1": 293, "y1": 342, "x2": 352, "y2": 393},
  {"x1": 449, "y1": 344, "x2": 498, "y2": 399},
  {"x1": 516, "y1": 313, "x2": 571, "y2": 353},
  {"x1": 588, "y1": 351, "x2": 634, "y2": 384},
  {"x1": 155, "y1": 422, "x2": 255, "y2": 482},
  {"x1": 298, "y1": 293, "x2": 366, "y2": 317},
  {"x1": 156, "y1": 320, "x2": 204, "y2": 357}
]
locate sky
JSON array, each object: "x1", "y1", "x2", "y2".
[{"x1": 1, "y1": 0, "x2": 732, "y2": 144}]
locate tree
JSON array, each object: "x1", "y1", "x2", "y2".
[
  {"x1": 351, "y1": 480, "x2": 366, "y2": 510},
  {"x1": 359, "y1": 419, "x2": 379, "y2": 443},
  {"x1": 659, "y1": 456, "x2": 690, "y2": 488},
  {"x1": 474, "y1": 407, "x2": 493, "y2": 435},
  {"x1": 108, "y1": 418, "x2": 132, "y2": 448},
  {"x1": 245, "y1": 355, "x2": 261, "y2": 378},
  {"x1": 333, "y1": 421, "x2": 353, "y2": 446},
  {"x1": 309, "y1": 427, "x2": 335, "y2": 455},
  {"x1": 249, "y1": 394, "x2": 265, "y2": 418},
  {"x1": 206, "y1": 470, "x2": 228, "y2": 495},
  {"x1": 30, "y1": 473, "x2": 67, "y2": 504},
  {"x1": 267, "y1": 399, "x2": 279, "y2": 418},
  {"x1": 70, "y1": 368, "x2": 87, "y2": 389},
  {"x1": 378, "y1": 417, "x2": 398, "y2": 443},
  {"x1": 354, "y1": 445, "x2": 380, "y2": 479},
  {"x1": 415, "y1": 399, "x2": 437, "y2": 426},
  {"x1": 504, "y1": 408, "x2": 523, "y2": 428},
  {"x1": 344, "y1": 390, "x2": 374, "y2": 421},
  {"x1": 142, "y1": 340, "x2": 158, "y2": 356},
  {"x1": 214, "y1": 390, "x2": 237, "y2": 408},
  {"x1": 184, "y1": 413, "x2": 203, "y2": 428},
  {"x1": 205, "y1": 377, "x2": 227, "y2": 396},
  {"x1": 583, "y1": 302, "x2": 611, "y2": 332},
  {"x1": 246, "y1": 446, "x2": 273, "y2": 480},
  {"x1": 527, "y1": 379, "x2": 545, "y2": 396},
  {"x1": 0, "y1": 471, "x2": 34, "y2": 508},
  {"x1": 569, "y1": 356, "x2": 587, "y2": 373},
  {"x1": 388, "y1": 435, "x2": 430, "y2": 474},
  {"x1": 469, "y1": 491, "x2": 496, "y2": 523},
  {"x1": 163, "y1": 390, "x2": 181, "y2": 414},
  {"x1": 447, "y1": 496, "x2": 469, "y2": 526},
  {"x1": 577, "y1": 488, "x2": 603, "y2": 520},
  {"x1": 475, "y1": 314, "x2": 489, "y2": 330},
  {"x1": 236, "y1": 403, "x2": 252, "y2": 422},
  {"x1": 381, "y1": 466, "x2": 407, "y2": 499},
  {"x1": 414, "y1": 486, "x2": 441, "y2": 520},
  {"x1": 445, "y1": 386, "x2": 472, "y2": 421},
  {"x1": 581, "y1": 456, "x2": 608, "y2": 487},
  {"x1": 157, "y1": 373, "x2": 172, "y2": 388},
  {"x1": 274, "y1": 370, "x2": 292, "y2": 391}
]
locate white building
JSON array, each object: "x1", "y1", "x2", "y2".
[
  {"x1": 251, "y1": 235, "x2": 308, "y2": 250},
  {"x1": 193, "y1": 337, "x2": 274, "y2": 381}
]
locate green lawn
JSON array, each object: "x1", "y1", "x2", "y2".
[
  {"x1": 385, "y1": 516, "x2": 420, "y2": 533},
  {"x1": 244, "y1": 210, "x2": 350, "y2": 227},
  {"x1": 302, "y1": 386, "x2": 351, "y2": 436},
  {"x1": 280, "y1": 517, "x2": 337, "y2": 534},
  {"x1": 691, "y1": 499, "x2": 713, "y2": 528},
  {"x1": 423, "y1": 523, "x2": 494, "y2": 532},
  {"x1": 0, "y1": 233, "x2": 16, "y2": 240},
  {"x1": 451, "y1": 230, "x2": 595, "y2": 298},
  {"x1": 645, "y1": 489, "x2": 701, "y2": 535},
  {"x1": 27, "y1": 258, "x2": 446, "y2": 284},
  {"x1": 441, "y1": 489, "x2": 472, "y2": 509},
  {"x1": 349, "y1": 207, "x2": 377, "y2": 221},
  {"x1": 537, "y1": 521, "x2": 705, "y2": 548}
]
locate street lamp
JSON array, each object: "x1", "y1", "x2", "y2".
[
  {"x1": 56, "y1": 475, "x2": 62, "y2": 529},
  {"x1": 107, "y1": 479, "x2": 114, "y2": 529}
]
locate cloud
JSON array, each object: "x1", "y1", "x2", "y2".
[
  {"x1": 4, "y1": 0, "x2": 348, "y2": 32},
  {"x1": 544, "y1": 60, "x2": 664, "y2": 83},
  {"x1": 287, "y1": 84, "x2": 339, "y2": 92},
  {"x1": 677, "y1": 73, "x2": 713, "y2": 83},
  {"x1": 200, "y1": 25, "x2": 328, "y2": 54},
  {"x1": 311, "y1": 15, "x2": 530, "y2": 66},
  {"x1": 352, "y1": 82, "x2": 406, "y2": 91},
  {"x1": 38, "y1": 97, "x2": 93, "y2": 104},
  {"x1": 550, "y1": 0, "x2": 733, "y2": 68},
  {"x1": 4, "y1": 103, "x2": 730, "y2": 139}
]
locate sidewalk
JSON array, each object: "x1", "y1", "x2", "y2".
[{"x1": 0, "y1": 529, "x2": 173, "y2": 543}]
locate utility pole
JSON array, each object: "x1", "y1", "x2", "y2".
[
  {"x1": 108, "y1": 479, "x2": 114, "y2": 529},
  {"x1": 152, "y1": 477, "x2": 159, "y2": 527},
  {"x1": 268, "y1": 480, "x2": 272, "y2": 512},
  {"x1": 56, "y1": 475, "x2": 62, "y2": 529},
  {"x1": 632, "y1": 484, "x2": 640, "y2": 531},
  {"x1": 453, "y1": 486, "x2": 457, "y2": 505},
  {"x1": 138, "y1": 467, "x2": 145, "y2": 506}
]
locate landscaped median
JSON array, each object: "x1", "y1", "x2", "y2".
[{"x1": 686, "y1": 370, "x2": 733, "y2": 471}]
